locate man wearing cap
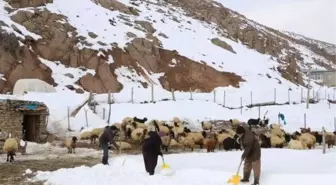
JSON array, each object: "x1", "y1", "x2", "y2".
[
  {"x1": 236, "y1": 125, "x2": 261, "y2": 185},
  {"x1": 99, "y1": 125, "x2": 120, "y2": 165}
]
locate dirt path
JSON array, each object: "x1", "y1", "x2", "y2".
[{"x1": 0, "y1": 156, "x2": 101, "y2": 185}]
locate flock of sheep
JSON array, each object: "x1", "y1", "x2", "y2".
[
  {"x1": 76, "y1": 116, "x2": 336, "y2": 154},
  {"x1": 2, "y1": 116, "x2": 336, "y2": 163}
]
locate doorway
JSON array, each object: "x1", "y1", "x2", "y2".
[{"x1": 22, "y1": 115, "x2": 40, "y2": 142}]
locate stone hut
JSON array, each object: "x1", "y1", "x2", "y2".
[{"x1": 0, "y1": 99, "x2": 49, "y2": 143}]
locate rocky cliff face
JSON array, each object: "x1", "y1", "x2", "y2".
[{"x1": 0, "y1": 0, "x2": 334, "y2": 94}]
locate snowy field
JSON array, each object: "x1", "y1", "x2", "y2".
[{"x1": 28, "y1": 148, "x2": 336, "y2": 185}]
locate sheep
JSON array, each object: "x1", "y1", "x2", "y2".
[
  {"x1": 203, "y1": 137, "x2": 217, "y2": 152},
  {"x1": 270, "y1": 123, "x2": 281, "y2": 130},
  {"x1": 183, "y1": 127, "x2": 191, "y2": 133},
  {"x1": 300, "y1": 127, "x2": 311, "y2": 133},
  {"x1": 259, "y1": 133, "x2": 271, "y2": 148},
  {"x1": 271, "y1": 127, "x2": 284, "y2": 137},
  {"x1": 152, "y1": 120, "x2": 170, "y2": 134},
  {"x1": 112, "y1": 122, "x2": 122, "y2": 130},
  {"x1": 325, "y1": 132, "x2": 336, "y2": 148},
  {"x1": 161, "y1": 135, "x2": 171, "y2": 152},
  {"x1": 288, "y1": 139, "x2": 307, "y2": 150},
  {"x1": 215, "y1": 133, "x2": 231, "y2": 150},
  {"x1": 300, "y1": 133, "x2": 316, "y2": 149},
  {"x1": 260, "y1": 118, "x2": 269, "y2": 127},
  {"x1": 177, "y1": 134, "x2": 195, "y2": 151},
  {"x1": 171, "y1": 125, "x2": 184, "y2": 139},
  {"x1": 91, "y1": 127, "x2": 104, "y2": 144},
  {"x1": 133, "y1": 117, "x2": 148, "y2": 123},
  {"x1": 185, "y1": 131, "x2": 205, "y2": 149},
  {"x1": 122, "y1": 117, "x2": 134, "y2": 125},
  {"x1": 131, "y1": 128, "x2": 148, "y2": 143},
  {"x1": 169, "y1": 138, "x2": 183, "y2": 148},
  {"x1": 201, "y1": 121, "x2": 212, "y2": 131},
  {"x1": 79, "y1": 131, "x2": 92, "y2": 140},
  {"x1": 3, "y1": 134, "x2": 19, "y2": 162},
  {"x1": 312, "y1": 131, "x2": 322, "y2": 145},
  {"x1": 173, "y1": 117, "x2": 181, "y2": 123},
  {"x1": 131, "y1": 121, "x2": 148, "y2": 130},
  {"x1": 229, "y1": 119, "x2": 240, "y2": 127},
  {"x1": 64, "y1": 136, "x2": 78, "y2": 154},
  {"x1": 109, "y1": 141, "x2": 132, "y2": 150},
  {"x1": 222, "y1": 135, "x2": 241, "y2": 151},
  {"x1": 247, "y1": 118, "x2": 261, "y2": 128},
  {"x1": 270, "y1": 135, "x2": 284, "y2": 148}
]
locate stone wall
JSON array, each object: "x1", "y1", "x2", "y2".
[
  {"x1": 0, "y1": 99, "x2": 48, "y2": 140},
  {"x1": 0, "y1": 100, "x2": 23, "y2": 138}
]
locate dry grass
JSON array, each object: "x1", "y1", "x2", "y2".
[{"x1": 0, "y1": 156, "x2": 100, "y2": 185}]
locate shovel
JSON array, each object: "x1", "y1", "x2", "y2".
[
  {"x1": 227, "y1": 159, "x2": 243, "y2": 185},
  {"x1": 160, "y1": 156, "x2": 170, "y2": 169}
]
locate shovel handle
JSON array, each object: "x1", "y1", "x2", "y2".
[{"x1": 236, "y1": 160, "x2": 243, "y2": 174}]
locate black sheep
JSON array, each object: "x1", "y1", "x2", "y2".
[
  {"x1": 142, "y1": 131, "x2": 162, "y2": 175},
  {"x1": 259, "y1": 134, "x2": 271, "y2": 148},
  {"x1": 183, "y1": 127, "x2": 191, "y2": 133},
  {"x1": 284, "y1": 133, "x2": 291, "y2": 143},
  {"x1": 312, "y1": 132, "x2": 322, "y2": 145},
  {"x1": 134, "y1": 117, "x2": 148, "y2": 123},
  {"x1": 222, "y1": 135, "x2": 241, "y2": 151},
  {"x1": 247, "y1": 118, "x2": 261, "y2": 128}
]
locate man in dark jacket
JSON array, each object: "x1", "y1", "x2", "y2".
[
  {"x1": 142, "y1": 131, "x2": 163, "y2": 175},
  {"x1": 99, "y1": 125, "x2": 120, "y2": 165},
  {"x1": 236, "y1": 125, "x2": 261, "y2": 185}
]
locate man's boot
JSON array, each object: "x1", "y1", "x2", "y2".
[
  {"x1": 241, "y1": 172, "x2": 250, "y2": 183},
  {"x1": 102, "y1": 156, "x2": 108, "y2": 165}
]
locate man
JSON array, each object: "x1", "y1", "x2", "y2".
[
  {"x1": 99, "y1": 125, "x2": 120, "y2": 165},
  {"x1": 236, "y1": 125, "x2": 261, "y2": 185},
  {"x1": 142, "y1": 131, "x2": 163, "y2": 175}
]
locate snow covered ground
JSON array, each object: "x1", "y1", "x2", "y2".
[
  {"x1": 0, "y1": 141, "x2": 101, "y2": 163},
  {"x1": 29, "y1": 148, "x2": 336, "y2": 185}
]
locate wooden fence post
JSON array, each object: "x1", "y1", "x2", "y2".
[
  {"x1": 189, "y1": 88, "x2": 193, "y2": 100},
  {"x1": 84, "y1": 108, "x2": 89, "y2": 127},
  {"x1": 240, "y1": 97, "x2": 242, "y2": 114},
  {"x1": 213, "y1": 90, "x2": 216, "y2": 103},
  {"x1": 258, "y1": 106, "x2": 260, "y2": 119},
  {"x1": 151, "y1": 84, "x2": 154, "y2": 103},
  {"x1": 107, "y1": 91, "x2": 112, "y2": 124},
  {"x1": 67, "y1": 106, "x2": 71, "y2": 131},
  {"x1": 250, "y1": 91, "x2": 253, "y2": 106},
  {"x1": 103, "y1": 108, "x2": 105, "y2": 120},
  {"x1": 322, "y1": 127, "x2": 326, "y2": 154},
  {"x1": 274, "y1": 88, "x2": 276, "y2": 103},
  {"x1": 131, "y1": 87, "x2": 134, "y2": 103},
  {"x1": 171, "y1": 89, "x2": 176, "y2": 101},
  {"x1": 93, "y1": 104, "x2": 96, "y2": 113},
  {"x1": 223, "y1": 91, "x2": 226, "y2": 107},
  {"x1": 304, "y1": 113, "x2": 306, "y2": 129}
]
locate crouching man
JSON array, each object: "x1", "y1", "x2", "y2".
[
  {"x1": 142, "y1": 131, "x2": 163, "y2": 175},
  {"x1": 236, "y1": 125, "x2": 261, "y2": 185},
  {"x1": 99, "y1": 125, "x2": 120, "y2": 165}
]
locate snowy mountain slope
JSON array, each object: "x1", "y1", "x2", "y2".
[{"x1": 0, "y1": 0, "x2": 335, "y2": 133}]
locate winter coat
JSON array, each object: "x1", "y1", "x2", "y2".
[
  {"x1": 240, "y1": 127, "x2": 261, "y2": 162},
  {"x1": 157, "y1": 131, "x2": 166, "y2": 137},
  {"x1": 99, "y1": 127, "x2": 118, "y2": 148},
  {"x1": 142, "y1": 131, "x2": 163, "y2": 156}
]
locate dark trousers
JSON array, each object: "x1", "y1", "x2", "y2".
[
  {"x1": 101, "y1": 143, "x2": 109, "y2": 165},
  {"x1": 143, "y1": 152, "x2": 158, "y2": 175},
  {"x1": 243, "y1": 159, "x2": 261, "y2": 183}
]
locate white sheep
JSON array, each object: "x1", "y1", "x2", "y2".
[
  {"x1": 178, "y1": 135, "x2": 195, "y2": 151},
  {"x1": 131, "y1": 128, "x2": 147, "y2": 142},
  {"x1": 215, "y1": 133, "x2": 231, "y2": 150},
  {"x1": 288, "y1": 139, "x2": 307, "y2": 150},
  {"x1": 64, "y1": 136, "x2": 78, "y2": 153},
  {"x1": 201, "y1": 121, "x2": 212, "y2": 131},
  {"x1": 161, "y1": 135, "x2": 171, "y2": 152},
  {"x1": 3, "y1": 134, "x2": 19, "y2": 162},
  {"x1": 79, "y1": 131, "x2": 92, "y2": 140},
  {"x1": 270, "y1": 135, "x2": 284, "y2": 148}
]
